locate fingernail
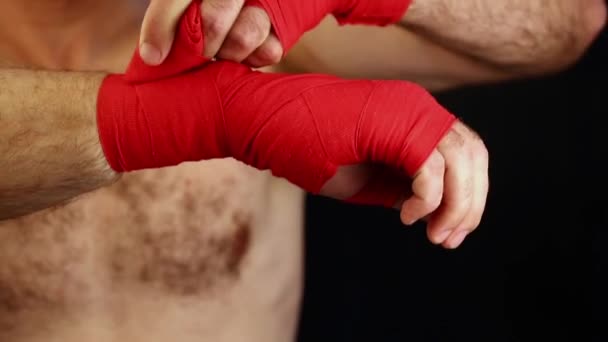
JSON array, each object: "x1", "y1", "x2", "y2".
[
  {"x1": 446, "y1": 231, "x2": 468, "y2": 249},
  {"x1": 140, "y1": 42, "x2": 162, "y2": 65},
  {"x1": 435, "y1": 230, "x2": 452, "y2": 244}
]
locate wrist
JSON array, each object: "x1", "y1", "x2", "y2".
[{"x1": 96, "y1": 75, "x2": 138, "y2": 172}]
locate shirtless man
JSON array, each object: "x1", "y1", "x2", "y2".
[{"x1": 0, "y1": 1, "x2": 604, "y2": 342}]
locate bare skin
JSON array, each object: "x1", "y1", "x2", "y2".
[
  {"x1": 0, "y1": 1, "x2": 494, "y2": 250},
  {"x1": 141, "y1": 0, "x2": 606, "y2": 78},
  {"x1": 401, "y1": 0, "x2": 608, "y2": 74},
  {"x1": 0, "y1": 70, "x2": 112, "y2": 218},
  {"x1": 0, "y1": 2, "x2": 303, "y2": 342},
  {"x1": 138, "y1": 0, "x2": 605, "y2": 247}
]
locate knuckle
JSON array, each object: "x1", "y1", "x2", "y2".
[
  {"x1": 204, "y1": 16, "x2": 231, "y2": 38},
  {"x1": 422, "y1": 152, "x2": 445, "y2": 176},
  {"x1": 229, "y1": 28, "x2": 261, "y2": 50},
  {"x1": 442, "y1": 130, "x2": 467, "y2": 156},
  {"x1": 453, "y1": 131, "x2": 467, "y2": 150},
  {"x1": 457, "y1": 122, "x2": 488, "y2": 159},
  {"x1": 258, "y1": 41, "x2": 283, "y2": 63},
  {"x1": 459, "y1": 139, "x2": 476, "y2": 165}
]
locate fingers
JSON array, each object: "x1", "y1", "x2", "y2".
[
  {"x1": 424, "y1": 128, "x2": 473, "y2": 246},
  {"x1": 201, "y1": 0, "x2": 246, "y2": 58},
  {"x1": 425, "y1": 121, "x2": 488, "y2": 249},
  {"x1": 443, "y1": 123, "x2": 489, "y2": 248},
  {"x1": 217, "y1": 6, "x2": 272, "y2": 62},
  {"x1": 142, "y1": 1, "x2": 280, "y2": 66},
  {"x1": 244, "y1": 33, "x2": 284, "y2": 67},
  {"x1": 400, "y1": 151, "x2": 445, "y2": 225},
  {"x1": 140, "y1": 0, "x2": 192, "y2": 65}
]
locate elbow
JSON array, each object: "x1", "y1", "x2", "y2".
[
  {"x1": 499, "y1": 0, "x2": 606, "y2": 76},
  {"x1": 543, "y1": 0, "x2": 606, "y2": 73}
]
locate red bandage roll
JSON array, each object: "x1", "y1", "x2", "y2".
[
  {"x1": 97, "y1": 1, "x2": 455, "y2": 207},
  {"x1": 246, "y1": 0, "x2": 412, "y2": 52}
]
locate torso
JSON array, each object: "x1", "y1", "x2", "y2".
[{"x1": 0, "y1": 6, "x2": 305, "y2": 342}]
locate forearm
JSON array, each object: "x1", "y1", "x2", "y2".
[
  {"x1": 401, "y1": 0, "x2": 606, "y2": 73},
  {"x1": 0, "y1": 69, "x2": 117, "y2": 220},
  {"x1": 276, "y1": 17, "x2": 513, "y2": 91}
]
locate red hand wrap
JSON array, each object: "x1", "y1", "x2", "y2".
[
  {"x1": 246, "y1": 0, "x2": 412, "y2": 52},
  {"x1": 97, "y1": 1, "x2": 455, "y2": 207}
]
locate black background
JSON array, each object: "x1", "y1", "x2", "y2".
[{"x1": 298, "y1": 20, "x2": 607, "y2": 342}]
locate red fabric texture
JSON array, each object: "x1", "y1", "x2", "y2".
[
  {"x1": 97, "y1": 0, "x2": 455, "y2": 207},
  {"x1": 125, "y1": 1, "x2": 209, "y2": 83},
  {"x1": 246, "y1": 0, "x2": 412, "y2": 52}
]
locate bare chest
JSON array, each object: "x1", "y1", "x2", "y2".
[
  {"x1": 0, "y1": 20, "x2": 302, "y2": 340},
  {"x1": 0, "y1": 9, "x2": 265, "y2": 303},
  {"x1": 0, "y1": 160, "x2": 273, "y2": 334}
]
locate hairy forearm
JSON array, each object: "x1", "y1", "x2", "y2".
[
  {"x1": 401, "y1": 0, "x2": 606, "y2": 73},
  {"x1": 278, "y1": 17, "x2": 517, "y2": 90},
  {"x1": 0, "y1": 69, "x2": 117, "y2": 220}
]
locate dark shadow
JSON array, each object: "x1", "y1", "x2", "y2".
[{"x1": 299, "y1": 23, "x2": 607, "y2": 342}]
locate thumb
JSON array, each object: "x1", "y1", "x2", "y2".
[{"x1": 139, "y1": 0, "x2": 192, "y2": 65}]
